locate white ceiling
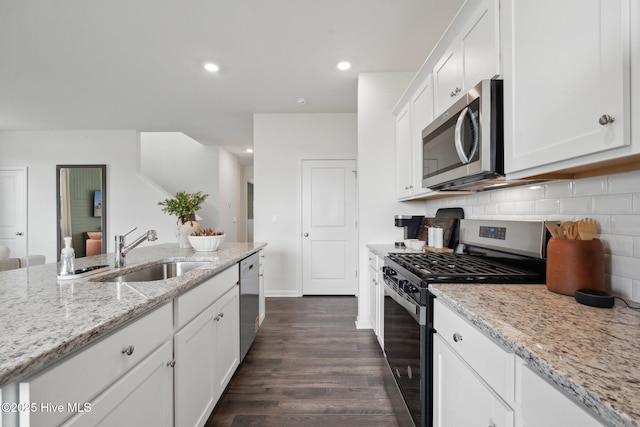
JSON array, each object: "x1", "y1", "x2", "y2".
[{"x1": 0, "y1": 0, "x2": 464, "y2": 161}]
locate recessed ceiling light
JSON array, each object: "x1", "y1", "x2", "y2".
[
  {"x1": 246, "y1": 148, "x2": 253, "y2": 154},
  {"x1": 204, "y1": 63, "x2": 219, "y2": 72},
  {"x1": 337, "y1": 61, "x2": 351, "y2": 71}
]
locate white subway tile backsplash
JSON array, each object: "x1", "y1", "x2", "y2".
[
  {"x1": 611, "y1": 215, "x2": 640, "y2": 236},
  {"x1": 514, "y1": 200, "x2": 535, "y2": 214},
  {"x1": 573, "y1": 176, "x2": 607, "y2": 196},
  {"x1": 608, "y1": 274, "x2": 633, "y2": 299},
  {"x1": 633, "y1": 194, "x2": 640, "y2": 214},
  {"x1": 609, "y1": 254, "x2": 640, "y2": 280},
  {"x1": 423, "y1": 170, "x2": 640, "y2": 302},
  {"x1": 545, "y1": 181, "x2": 573, "y2": 198},
  {"x1": 534, "y1": 199, "x2": 559, "y2": 215},
  {"x1": 592, "y1": 194, "x2": 633, "y2": 214},
  {"x1": 600, "y1": 234, "x2": 634, "y2": 257},
  {"x1": 559, "y1": 197, "x2": 591, "y2": 214},
  {"x1": 608, "y1": 170, "x2": 640, "y2": 194},
  {"x1": 520, "y1": 185, "x2": 545, "y2": 201}
]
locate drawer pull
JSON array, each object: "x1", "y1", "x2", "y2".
[
  {"x1": 214, "y1": 312, "x2": 224, "y2": 321},
  {"x1": 121, "y1": 345, "x2": 135, "y2": 356},
  {"x1": 453, "y1": 332, "x2": 463, "y2": 343},
  {"x1": 167, "y1": 359, "x2": 176, "y2": 368}
]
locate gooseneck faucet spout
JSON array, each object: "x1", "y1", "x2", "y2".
[{"x1": 115, "y1": 227, "x2": 158, "y2": 268}]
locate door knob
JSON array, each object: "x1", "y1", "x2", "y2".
[
  {"x1": 599, "y1": 114, "x2": 615, "y2": 125},
  {"x1": 15, "y1": 232, "x2": 24, "y2": 236},
  {"x1": 304, "y1": 233, "x2": 309, "y2": 237}
]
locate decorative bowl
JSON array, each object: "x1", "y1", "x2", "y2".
[
  {"x1": 187, "y1": 234, "x2": 225, "y2": 252},
  {"x1": 409, "y1": 240, "x2": 426, "y2": 250}
]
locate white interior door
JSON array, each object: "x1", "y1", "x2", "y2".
[
  {"x1": 0, "y1": 168, "x2": 27, "y2": 258},
  {"x1": 302, "y1": 159, "x2": 357, "y2": 295}
]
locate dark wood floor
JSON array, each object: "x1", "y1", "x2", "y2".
[{"x1": 205, "y1": 296, "x2": 399, "y2": 427}]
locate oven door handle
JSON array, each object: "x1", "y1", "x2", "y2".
[{"x1": 383, "y1": 280, "x2": 426, "y2": 325}]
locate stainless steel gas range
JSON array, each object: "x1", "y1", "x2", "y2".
[{"x1": 382, "y1": 219, "x2": 548, "y2": 427}]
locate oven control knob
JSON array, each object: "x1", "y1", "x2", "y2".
[
  {"x1": 453, "y1": 332, "x2": 463, "y2": 343},
  {"x1": 407, "y1": 284, "x2": 419, "y2": 293}
]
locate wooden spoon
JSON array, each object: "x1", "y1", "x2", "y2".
[
  {"x1": 578, "y1": 218, "x2": 598, "y2": 240},
  {"x1": 544, "y1": 221, "x2": 563, "y2": 239},
  {"x1": 560, "y1": 221, "x2": 579, "y2": 240}
]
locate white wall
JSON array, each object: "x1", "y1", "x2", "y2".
[
  {"x1": 218, "y1": 147, "x2": 242, "y2": 242},
  {"x1": 424, "y1": 170, "x2": 640, "y2": 302},
  {"x1": 254, "y1": 113, "x2": 357, "y2": 296},
  {"x1": 0, "y1": 130, "x2": 173, "y2": 262},
  {"x1": 356, "y1": 72, "x2": 426, "y2": 328},
  {"x1": 140, "y1": 132, "x2": 221, "y2": 231}
]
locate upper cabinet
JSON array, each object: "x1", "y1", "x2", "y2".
[
  {"x1": 394, "y1": 0, "x2": 499, "y2": 200},
  {"x1": 503, "y1": 0, "x2": 632, "y2": 176},
  {"x1": 434, "y1": 0, "x2": 501, "y2": 116},
  {"x1": 395, "y1": 75, "x2": 436, "y2": 199}
]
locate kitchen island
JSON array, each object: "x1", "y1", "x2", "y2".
[
  {"x1": 431, "y1": 283, "x2": 640, "y2": 427},
  {"x1": 0, "y1": 242, "x2": 265, "y2": 389}
]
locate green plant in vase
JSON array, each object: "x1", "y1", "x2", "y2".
[{"x1": 158, "y1": 191, "x2": 208, "y2": 248}]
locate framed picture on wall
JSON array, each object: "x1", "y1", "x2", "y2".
[{"x1": 93, "y1": 190, "x2": 102, "y2": 217}]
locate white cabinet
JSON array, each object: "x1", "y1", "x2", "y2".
[
  {"x1": 367, "y1": 251, "x2": 384, "y2": 348},
  {"x1": 434, "y1": 0, "x2": 500, "y2": 115},
  {"x1": 174, "y1": 283, "x2": 239, "y2": 427},
  {"x1": 504, "y1": 0, "x2": 631, "y2": 174},
  {"x1": 515, "y1": 358, "x2": 604, "y2": 427},
  {"x1": 433, "y1": 334, "x2": 514, "y2": 427},
  {"x1": 259, "y1": 251, "x2": 265, "y2": 325},
  {"x1": 63, "y1": 341, "x2": 174, "y2": 427},
  {"x1": 395, "y1": 103, "x2": 413, "y2": 198},
  {"x1": 395, "y1": 76, "x2": 438, "y2": 200},
  {"x1": 20, "y1": 303, "x2": 174, "y2": 427},
  {"x1": 434, "y1": 299, "x2": 606, "y2": 427}
]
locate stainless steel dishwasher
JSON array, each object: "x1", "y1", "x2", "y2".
[{"x1": 239, "y1": 252, "x2": 259, "y2": 362}]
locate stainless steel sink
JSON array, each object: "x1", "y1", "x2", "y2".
[{"x1": 104, "y1": 261, "x2": 212, "y2": 282}]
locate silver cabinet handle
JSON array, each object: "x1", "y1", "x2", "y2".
[
  {"x1": 599, "y1": 114, "x2": 615, "y2": 125},
  {"x1": 15, "y1": 232, "x2": 23, "y2": 236},
  {"x1": 122, "y1": 345, "x2": 134, "y2": 356},
  {"x1": 214, "y1": 312, "x2": 224, "y2": 321},
  {"x1": 304, "y1": 233, "x2": 309, "y2": 237},
  {"x1": 450, "y1": 87, "x2": 462, "y2": 97},
  {"x1": 167, "y1": 359, "x2": 176, "y2": 368},
  {"x1": 453, "y1": 332, "x2": 463, "y2": 342}
]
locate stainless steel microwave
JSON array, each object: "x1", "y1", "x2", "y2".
[{"x1": 422, "y1": 79, "x2": 508, "y2": 191}]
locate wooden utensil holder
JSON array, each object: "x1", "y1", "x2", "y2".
[{"x1": 546, "y1": 238, "x2": 605, "y2": 296}]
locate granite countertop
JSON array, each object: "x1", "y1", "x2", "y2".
[
  {"x1": 430, "y1": 284, "x2": 640, "y2": 427},
  {"x1": 367, "y1": 243, "x2": 422, "y2": 257},
  {"x1": 0, "y1": 242, "x2": 265, "y2": 388}
]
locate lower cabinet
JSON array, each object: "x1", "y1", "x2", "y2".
[
  {"x1": 434, "y1": 299, "x2": 606, "y2": 427},
  {"x1": 174, "y1": 285, "x2": 239, "y2": 427},
  {"x1": 63, "y1": 341, "x2": 174, "y2": 427},
  {"x1": 515, "y1": 357, "x2": 604, "y2": 427},
  {"x1": 367, "y1": 251, "x2": 384, "y2": 348},
  {"x1": 16, "y1": 261, "x2": 247, "y2": 427},
  {"x1": 433, "y1": 334, "x2": 514, "y2": 427}
]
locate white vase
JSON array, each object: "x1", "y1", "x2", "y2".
[{"x1": 176, "y1": 220, "x2": 201, "y2": 249}]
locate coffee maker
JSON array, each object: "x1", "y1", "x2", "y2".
[{"x1": 394, "y1": 215, "x2": 424, "y2": 247}]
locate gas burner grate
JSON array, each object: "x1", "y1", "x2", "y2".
[{"x1": 387, "y1": 252, "x2": 543, "y2": 283}]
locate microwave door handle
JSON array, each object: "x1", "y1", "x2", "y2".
[{"x1": 454, "y1": 107, "x2": 479, "y2": 164}]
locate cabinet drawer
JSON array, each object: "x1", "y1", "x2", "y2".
[
  {"x1": 175, "y1": 265, "x2": 239, "y2": 330},
  {"x1": 433, "y1": 299, "x2": 514, "y2": 403},
  {"x1": 367, "y1": 252, "x2": 379, "y2": 270},
  {"x1": 21, "y1": 303, "x2": 173, "y2": 427}
]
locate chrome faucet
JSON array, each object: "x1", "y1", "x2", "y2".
[{"x1": 114, "y1": 227, "x2": 158, "y2": 268}]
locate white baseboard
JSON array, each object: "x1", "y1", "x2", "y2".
[{"x1": 265, "y1": 290, "x2": 300, "y2": 298}]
